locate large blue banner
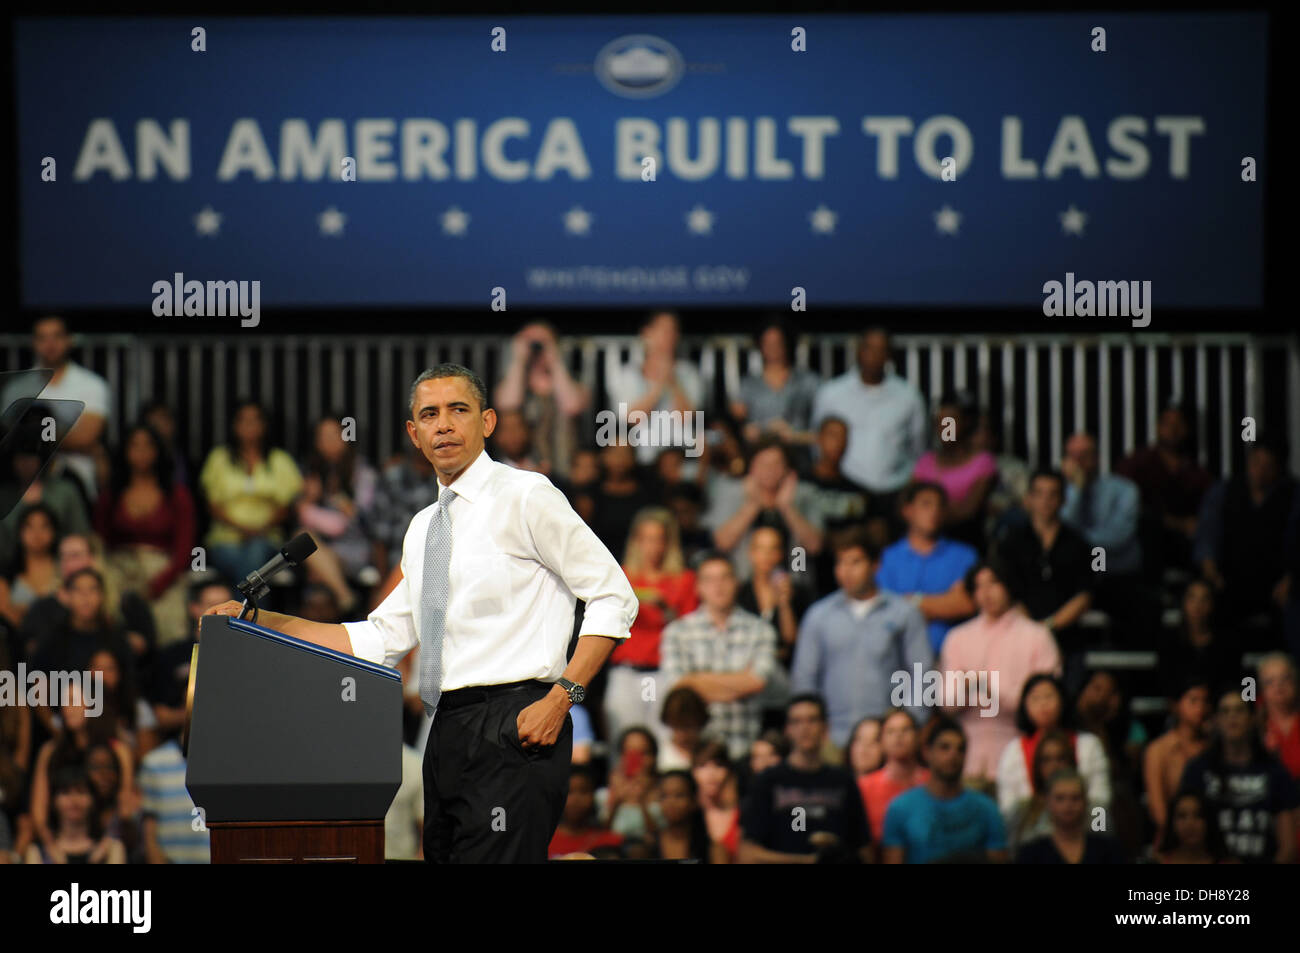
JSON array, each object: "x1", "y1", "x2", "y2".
[{"x1": 15, "y1": 14, "x2": 1266, "y2": 310}]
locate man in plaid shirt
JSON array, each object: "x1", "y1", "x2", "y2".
[{"x1": 660, "y1": 552, "x2": 778, "y2": 760}]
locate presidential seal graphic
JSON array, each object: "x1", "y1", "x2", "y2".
[{"x1": 595, "y1": 34, "x2": 685, "y2": 99}]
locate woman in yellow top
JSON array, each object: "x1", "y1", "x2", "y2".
[{"x1": 199, "y1": 400, "x2": 303, "y2": 586}]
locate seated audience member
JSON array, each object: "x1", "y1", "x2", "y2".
[
  {"x1": 995, "y1": 674, "x2": 1110, "y2": 819},
  {"x1": 810, "y1": 328, "x2": 927, "y2": 528},
  {"x1": 489, "y1": 409, "x2": 542, "y2": 472},
  {"x1": 587, "y1": 444, "x2": 658, "y2": 564},
  {"x1": 136, "y1": 398, "x2": 195, "y2": 492},
  {"x1": 292, "y1": 415, "x2": 380, "y2": 614},
  {"x1": 146, "y1": 578, "x2": 235, "y2": 750},
  {"x1": 137, "y1": 718, "x2": 211, "y2": 864},
  {"x1": 649, "y1": 770, "x2": 716, "y2": 862},
  {"x1": 1060, "y1": 431, "x2": 1156, "y2": 641},
  {"x1": 1075, "y1": 670, "x2": 1148, "y2": 807},
  {"x1": 739, "y1": 695, "x2": 871, "y2": 863},
  {"x1": 881, "y1": 717, "x2": 1008, "y2": 863},
  {"x1": 805, "y1": 416, "x2": 870, "y2": 591},
  {"x1": 660, "y1": 552, "x2": 776, "y2": 761},
  {"x1": 748, "y1": 729, "x2": 789, "y2": 778},
  {"x1": 0, "y1": 503, "x2": 60, "y2": 630},
  {"x1": 1195, "y1": 435, "x2": 1298, "y2": 639},
  {"x1": 704, "y1": 436, "x2": 824, "y2": 583},
  {"x1": 1162, "y1": 578, "x2": 1237, "y2": 699},
  {"x1": 0, "y1": 418, "x2": 90, "y2": 577},
  {"x1": 792, "y1": 527, "x2": 932, "y2": 749},
  {"x1": 368, "y1": 441, "x2": 438, "y2": 576},
  {"x1": 737, "y1": 524, "x2": 813, "y2": 667},
  {"x1": 693, "y1": 740, "x2": 742, "y2": 863},
  {"x1": 83, "y1": 739, "x2": 137, "y2": 855},
  {"x1": 28, "y1": 681, "x2": 134, "y2": 862},
  {"x1": 604, "y1": 311, "x2": 705, "y2": 466},
  {"x1": 0, "y1": 640, "x2": 32, "y2": 821},
  {"x1": 1260, "y1": 653, "x2": 1300, "y2": 780},
  {"x1": 1014, "y1": 769, "x2": 1124, "y2": 864},
  {"x1": 19, "y1": 532, "x2": 156, "y2": 669},
  {"x1": 911, "y1": 392, "x2": 997, "y2": 549},
  {"x1": 845, "y1": 716, "x2": 884, "y2": 779},
  {"x1": 941, "y1": 561, "x2": 1062, "y2": 785},
  {"x1": 993, "y1": 469, "x2": 1093, "y2": 679},
  {"x1": 198, "y1": 399, "x2": 303, "y2": 585},
  {"x1": 663, "y1": 483, "x2": 713, "y2": 566},
  {"x1": 606, "y1": 508, "x2": 698, "y2": 749},
  {"x1": 493, "y1": 321, "x2": 590, "y2": 481},
  {"x1": 596, "y1": 727, "x2": 664, "y2": 844},
  {"x1": 859, "y1": 709, "x2": 930, "y2": 843},
  {"x1": 24, "y1": 764, "x2": 125, "y2": 864},
  {"x1": 729, "y1": 316, "x2": 821, "y2": 449},
  {"x1": 1003, "y1": 729, "x2": 1077, "y2": 851},
  {"x1": 972, "y1": 412, "x2": 1031, "y2": 541},
  {"x1": 658, "y1": 686, "x2": 711, "y2": 772},
  {"x1": 1143, "y1": 677, "x2": 1211, "y2": 839},
  {"x1": 876, "y1": 482, "x2": 978, "y2": 654},
  {"x1": 1155, "y1": 791, "x2": 1229, "y2": 864},
  {"x1": 86, "y1": 648, "x2": 142, "y2": 755},
  {"x1": 1177, "y1": 687, "x2": 1300, "y2": 864},
  {"x1": 93, "y1": 422, "x2": 196, "y2": 649},
  {"x1": 549, "y1": 766, "x2": 625, "y2": 859},
  {"x1": 29, "y1": 567, "x2": 135, "y2": 682},
  {"x1": 1116, "y1": 402, "x2": 1213, "y2": 571}
]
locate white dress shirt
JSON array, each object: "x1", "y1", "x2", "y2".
[
  {"x1": 342, "y1": 447, "x2": 638, "y2": 690},
  {"x1": 811, "y1": 368, "x2": 927, "y2": 494}
]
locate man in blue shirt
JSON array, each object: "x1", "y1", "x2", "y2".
[
  {"x1": 876, "y1": 482, "x2": 978, "y2": 654},
  {"x1": 881, "y1": 717, "x2": 1008, "y2": 863},
  {"x1": 791, "y1": 525, "x2": 933, "y2": 748}
]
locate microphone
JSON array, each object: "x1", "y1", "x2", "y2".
[{"x1": 236, "y1": 532, "x2": 318, "y2": 603}]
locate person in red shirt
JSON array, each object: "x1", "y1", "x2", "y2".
[
  {"x1": 548, "y1": 766, "x2": 624, "y2": 859},
  {"x1": 604, "y1": 508, "x2": 698, "y2": 749},
  {"x1": 93, "y1": 423, "x2": 196, "y2": 649},
  {"x1": 858, "y1": 709, "x2": 929, "y2": 843},
  {"x1": 1261, "y1": 653, "x2": 1300, "y2": 778}
]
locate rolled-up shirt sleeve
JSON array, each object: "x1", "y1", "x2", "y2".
[
  {"x1": 522, "y1": 481, "x2": 638, "y2": 641},
  {"x1": 342, "y1": 557, "x2": 419, "y2": 669}
]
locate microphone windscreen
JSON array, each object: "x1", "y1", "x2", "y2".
[{"x1": 282, "y1": 532, "x2": 318, "y2": 565}]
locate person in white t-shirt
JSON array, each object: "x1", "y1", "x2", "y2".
[{"x1": 0, "y1": 316, "x2": 110, "y2": 502}]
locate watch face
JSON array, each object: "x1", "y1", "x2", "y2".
[{"x1": 571, "y1": 685, "x2": 586, "y2": 704}]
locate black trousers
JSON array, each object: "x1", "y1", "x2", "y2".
[{"x1": 423, "y1": 679, "x2": 572, "y2": 863}]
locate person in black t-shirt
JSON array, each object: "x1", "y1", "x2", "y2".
[
  {"x1": 1176, "y1": 687, "x2": 1300, "y2": 864},
  {"x1": 147, "y1": 578, "x2": 236, "y2": 741},
  {"x1": 738, "y1": 693, "x2": 870, "y2": 863},
  {"x1": 1014, "y1": 768, "x2": 1124, "y2": 864}
]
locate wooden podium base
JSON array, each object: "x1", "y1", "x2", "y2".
[{"x1": 208, "y1": 819, "x2": 386, "y2": 863}]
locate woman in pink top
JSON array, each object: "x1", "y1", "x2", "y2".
[
  {"x1": 911, "y1": 392, "x2": 997, "y2": 549},
  {"x1": 858, "y1": 709, "x2": 930, "y2": 842},
  {"x1": 938, "y1": 558, "x2": 1062, "y2": 785}
]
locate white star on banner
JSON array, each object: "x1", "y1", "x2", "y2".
[
  {"x1": 686, "y1": 204, "x2": 715, "y2": 235},
  {"x1": 194, "y1": 206, "x2": 222, "y2": 237},
  {"x1": 563, "y1": 206, "x2": 593, "y2": 236},
  {"x1": 809, "y1": 204, "x2": 837, "y2": 235},
  {"x1": 441, "y1": 206, "x2": 470, "y2": 237},
  {"x1": 934, "y1": 204, "x2": 962, "y2": 236},
  {"x1": 318, "y1": 206, "x2": 347, "y2": 237},
  {"x1": 1059, "y1": 204, "x2": 1088, "y2": 236}
]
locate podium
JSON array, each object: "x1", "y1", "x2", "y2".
[{"x1": 184, "y1": 615, "x2": 403, "y2": 863}]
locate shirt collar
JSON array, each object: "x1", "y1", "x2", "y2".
[{"x1": 435, "y1": 446, "x2": 494, "y2": 504}]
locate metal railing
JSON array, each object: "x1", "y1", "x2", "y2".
[{"x1": 3, "y1": 332, "x2": 1296, "y2": 478}]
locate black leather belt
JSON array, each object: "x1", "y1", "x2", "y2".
[{"x1": 438, "y1": 679, "x2": 548, "y2": 711}]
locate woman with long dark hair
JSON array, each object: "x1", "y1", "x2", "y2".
[
  {"x1": 0, "y1": 503, "x2": 60, "y2": 629},
  {"x1": 198, "y1": 400, "x2": 303, "y2": 585},
  {"x1": 93, "y1": 422, "x2": 196, "y2": 648}
]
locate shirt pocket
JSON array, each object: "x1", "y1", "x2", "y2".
[{"x1": 459, "y1": 552, "x2": 512, "y2": 618}]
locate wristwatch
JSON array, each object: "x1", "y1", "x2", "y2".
[{"x1": 556, "y1": 677, "x2": 585, "y2": 705}]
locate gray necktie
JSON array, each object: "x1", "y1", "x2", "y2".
[{"x1": 419, "y1": 487, "x2": 456, "y2": 717}]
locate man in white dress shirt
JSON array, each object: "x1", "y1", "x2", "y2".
[{"x1": 206, "y1": 363, "x2": 638, "y2": 862}]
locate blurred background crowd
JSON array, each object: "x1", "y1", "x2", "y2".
[{"x1": 1, "y1": 310, "x2": 1298, "y2": 864}]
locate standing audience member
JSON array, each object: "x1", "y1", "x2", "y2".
[
  {"x1": 494, "y1": 322, "x2": 590, "y2": 480},
  {"x1": 1143, "y1": 677, "x2": 1211, "y2": 839},
  {"x1": 1014, "y1": 769, "x2": 1124, "y2": 864},
  {"x1": 858, "y1": 709, "x2": 930, "y2": 843},
  {"x1": 1154, "y1": 791, "x2": 1229, "y2": 864},
  {"x1": 730, "y1": 317, "x2": 821, "y2": 449},
  {"x1": 911, "y1": 392, "x2": 997, "y2": 549},
  {"x1": 605, "y1": 311, "x2": 705, "y2": 465}
]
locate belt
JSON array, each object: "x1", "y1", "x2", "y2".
[{"x1": 437, "y1": 679, "x2": 548, "y2": 711}]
